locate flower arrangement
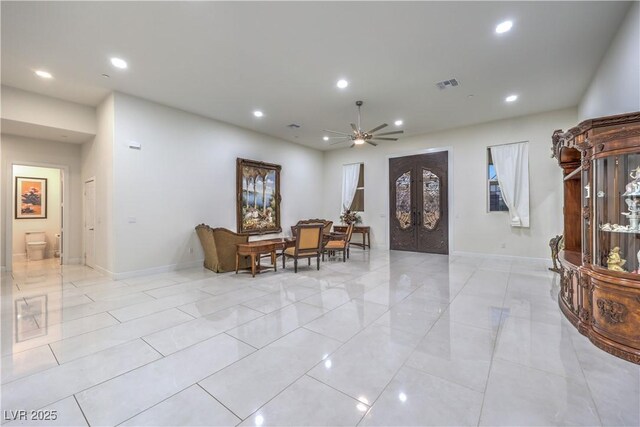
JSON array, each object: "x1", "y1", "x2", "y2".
[{"x1": 340, "y1": 209, "x2": 362, "y2": 225}]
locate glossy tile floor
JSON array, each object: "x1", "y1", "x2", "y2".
[{"x1": 1, "y1": 252, "x2": 638, "y2": 426}]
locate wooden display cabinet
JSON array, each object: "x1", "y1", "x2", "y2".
[{"x1": 552, "y1": 111, "x2": 640, "y2": 364}]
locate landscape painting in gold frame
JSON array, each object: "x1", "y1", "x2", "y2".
[{"x1": 236, "y1": 158, "x2": 281, "y2": 235}]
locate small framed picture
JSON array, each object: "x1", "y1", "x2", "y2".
[{"x1": 15, "y1": 176, "x2": 47, "y2": 219}]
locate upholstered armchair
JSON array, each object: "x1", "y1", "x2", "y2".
[
  {"x1": 283, "y1": 224, "x2": 324, "y2": 272},
  {"x1": 195, "y1": 225, "x2": 250, "y2": 273}
]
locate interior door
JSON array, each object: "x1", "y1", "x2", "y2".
[
  {"x1": 84, "y1": 179, "x2": 96, "y2": 268},
  {"x1": 389, "y1": 151, "x2": 449, "y2": 254}
]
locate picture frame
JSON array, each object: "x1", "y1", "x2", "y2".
[
  {"x1": 237, "y1": 158, "x2": 282, "y2": 235},
  {"x1": 15, "y1": 176, "x2": 47, "y2": 219}
]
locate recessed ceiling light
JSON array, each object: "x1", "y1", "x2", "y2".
[
  {"x1": 253, "y1": 110, "x2": 264, "y2": 118},
  {"x1": 505, "y1": 94, "x2": 518, "y2": 102},
  {"x1": 394, "y1": 120, "x2": 403, "y2": 126},
  {"x1": 336, "y1": 79, "x2": 349, "y2": 89},
  {"x1": 495, "y1": 20, "x2": 513, "y2": 34},
  {"x1": 35, "y1": 70, "x2": 52, "y2": 79},
  {"x1": 110, "y1": 57, "x2": 128, "y2": 69},
  {"x1": 323, "y1": 136, "x2": 329, "y2": 141}
]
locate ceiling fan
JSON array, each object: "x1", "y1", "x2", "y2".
[{"x1": 323, "y1": 100, "x2": 404, "y2": 148}]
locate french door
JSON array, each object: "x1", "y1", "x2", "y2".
[{"x1": 389, "y1": 151, "x2": 449, "y2": 254}]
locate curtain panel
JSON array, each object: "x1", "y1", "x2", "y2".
[
  {"x1": 342, "y1": 163, "x2": 360, "y2": 211},
  {"x1": 490, "y1": 142, "x2": 530, "y2": 228}
]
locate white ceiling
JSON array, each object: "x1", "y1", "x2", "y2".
[{"x1": 1, "y1": 1, "x2": 631, "y2": 150}]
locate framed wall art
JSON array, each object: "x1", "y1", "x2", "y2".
[
  {"x1": 237, "y1": 158, "x2": 282, "y2": 235},
  {"x1": 15, "y1": 176, "x2": 47, "y2": 219}
]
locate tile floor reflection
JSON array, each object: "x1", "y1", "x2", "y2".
[{"x1": 1, "y1": 252, "x2": 638, "y2": 426}]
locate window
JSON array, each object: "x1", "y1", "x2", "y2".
[
  {"x1": 350, "y1": 163, "x2": 365, "y2": 211},
  {"x1": 487, "y1": 149, "x2": 508, "y2": 212}
]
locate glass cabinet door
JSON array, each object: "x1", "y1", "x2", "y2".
[{"x1": 594, "y1": 153, "x2": 640, "y2": 275}]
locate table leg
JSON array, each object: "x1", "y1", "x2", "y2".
[
  {"x1": 251, "y1": 254, "x2": 256, "y2": 277},
  {"x1": 235, "y1": 252, "x2": 239, "y2": 274},
  {"x1": 272, "y1": 250, "x2": 277, "y2": 271}
]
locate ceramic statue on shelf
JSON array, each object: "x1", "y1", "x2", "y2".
[
  {"x1": 622, "y1": 198, "x2": 640, "y2": 230},
  {"x1": 634, "y1": 249, "x2": 640, "y2": 274},
  {"x1": 607, "y1": 247, "x2": 627, "y2": 272},
  {"x1": 584, "y1": 183, "x2": 591, "y2": 199},
  {"x1": 624, "y1": 166, "x2": 640, "y2": 195}
]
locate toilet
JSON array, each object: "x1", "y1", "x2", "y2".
[{"x1": 25, "y1": 231, "x2": 47, "y2": 261}]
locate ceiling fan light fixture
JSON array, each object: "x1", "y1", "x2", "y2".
[
  {"x1": 394, "y1": 120, "x2": 403, "y2": 126},
  {"x1": 354, "y1": 138, "x2": 365, "y2": 145},
  {"x1": 336, "y1": 79, "x2": 349, "y2": 89}
]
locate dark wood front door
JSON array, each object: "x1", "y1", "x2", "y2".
[{"x1": 389, "y1": 151, "x2": 449, "y2": 254}]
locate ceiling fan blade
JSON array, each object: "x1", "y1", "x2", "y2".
[
  {"x1": 322, "y1": 129, "x2": 351, "y2": 136},
  {"x1": 329, "y1": 138, "x2": 350, "y2": 145},
  {"x1": 370, "y1": 137, "x2": 398, "y2": 141},
  {"x1": 366, "y1": 141, "x2": 378, "y2": 147},
  {"x1": 375, "y1": 130, "x2": 404, "y2": 136},
  {"x1": 351, "y1": 123, "x2": 358, "y2": 132},
  {"x1": 367, "y1": 123, "x2": 388, "y2": 134}
]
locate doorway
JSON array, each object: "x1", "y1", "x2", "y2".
[
  {"x1": 84, "y1": 179, "x2": 96, "y2": 269},
  {"x1": 389, "y1": 151, "x2": 449, "y2": 254},
  {"x1": 11, "y1": 165, "x2": 64, "y2": 270}
]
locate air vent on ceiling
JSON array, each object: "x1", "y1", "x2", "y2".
[
  {"x1": 436, "y1": 78, "x2": 460, "y2": 90},
  {"x1": 287, "y1": 123, "x2": 301, "y2": 129}
]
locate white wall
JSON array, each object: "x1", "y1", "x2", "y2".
[
  {"x1": 0, "y1": 134, "x2": 83, "y2": 268},
  {"x1": 323, "y1": 108, "x2": 578, "y2": 259},
  {"x1": 1, "y1": 85, "x2": 96, "y2": 135},
  {"x1": 111, "y1": 93, "x2": 324, "y2": 275},
  {"x1": 579, "y1": 2, "x2": 640, "y2": 120},
  {"x1": 12, "y1": 165, "x2": 61, "y2": 260},
  {"x1": 81, "y1": 95, "x2": 115, "y2": 274}
]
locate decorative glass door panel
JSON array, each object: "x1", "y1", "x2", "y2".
[
  {"x1": 396, "y1": 171, "x2": 412, "y2": 230},
  {"x1": 422, "y1": 169, "x2": 440, "y2": 230}
]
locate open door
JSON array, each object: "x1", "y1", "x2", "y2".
[{"x1": 84, "y1": 179, "x2": 96, "y2": 268}]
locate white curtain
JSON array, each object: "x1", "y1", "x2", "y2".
[
  {"x1": 491, "y1": 142, "x2": 530, "y2": 228},
  {"x1": 342, "y1": 163, "x2": 360, "y2": 211}
]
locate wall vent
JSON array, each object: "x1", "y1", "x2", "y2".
[
  {"x1": 436, "y1": 78, "x2": 460, "y2": 90},
  {"x1": 287, "y1": 123, "x2": 301, "y2": 129}
]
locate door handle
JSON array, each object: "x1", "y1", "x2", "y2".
[{"x1": 89, "y1": 228, "x2": 95, "y2": 231}]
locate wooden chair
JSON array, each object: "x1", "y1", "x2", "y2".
[
  {"x1": 322, "y1": 223, "x2": 354, "y2": 262},
  {"x1": 283, "y1": 224, "x2": 324, "y2": 273}
]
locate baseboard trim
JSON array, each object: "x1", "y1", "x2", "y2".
[
  {"x1": 111, "y1": 259, "x2": 205, "y2": 281},
  {"x1": 65, "y1": 258, "x2": 82, "y2": 265},
  {"x1": 91, "y1": 264, "x2": 114, "y2": 279},
  {"x1": 452, "y1": 250, "x2": 549, "y2": 263}
]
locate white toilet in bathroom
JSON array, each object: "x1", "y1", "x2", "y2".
[{"x1": 25, "y1": 231, "x2": 47, "y2": 261}]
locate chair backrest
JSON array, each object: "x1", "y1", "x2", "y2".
[
  {"x1": 345, "y1": 223, "x2": 355, "y2": 242},
  {"x1": 322, "y1": 221, "x2": 333, "y2": 235},
  {"x1": 295, "y1": 224, "x2": 323, "y2": 254}
]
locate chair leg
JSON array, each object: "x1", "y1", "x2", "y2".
[
  {"x1": 343, "y1": 250, "x2": 346, "y2": 262},
  {"x1": 294, "y1": 259, "x2": 298, "y2": 273},
  {"x1": 322, "y1": 251, "x2": 325, "y2": 262},
  {"x1": 308, "y1": 258, "x2": 311, "y2": 266},
  {"x1": 283, "y1": 254, "x2": 286, "y2": 269},
  {"x1": 317, "y1": 255, "x2": 320, "y2": 270}
]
